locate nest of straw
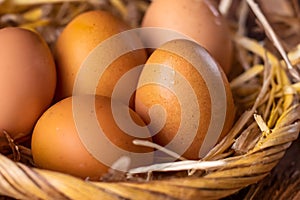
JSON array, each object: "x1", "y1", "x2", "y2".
[{"x1": 0, "y1": 0, "x2": 300, "y2": 199}]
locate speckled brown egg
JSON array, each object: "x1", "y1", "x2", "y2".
[
  {"x1": 0, "y1": 27, "x2": 56, "y2": 144},
  {"x1": 31, "y1": 95, "x2": 153, "y2": 180},
  {"x1": 55, "y1": 10, "x2": 147, "y2": 106},
  {"x1": 135, "y1": 39, "x2": 235, "y2": 160},
  {"x1": 142, "y1": 0, "x2": 233, "y2": 74}
]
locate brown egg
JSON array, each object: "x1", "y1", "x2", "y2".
[
  {"x1": 55, "y1": 10, "x2": 147, "y2": 106},
  {"x1": 142, "y1": 0, "x2": 233, "y2": 74},
  {"x1": 31, "y1": 95, "x2": 153, "y2": 180},
  {"x1": 0, "y1": 27, "x2": 56, "y2": 143},
  {"x1": 135, "y1": 39, "x2": 235, "y2": 160}
]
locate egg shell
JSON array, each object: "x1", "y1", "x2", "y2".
[
  {"x1": 135, "y1": 39, "x2": 235, "y2": 160},
  {"x1": 0, "y1": 27, "x2": 56, "y2": 142},
  {"x1": 55, "y1": 10, "x2": 147, "y2": 106},
  {"x1": 142, "y1": 0, "x2": 233, "y2": 74},
  {"x1": 31, "y1": 95, "x2": 153, "y2": 180}
]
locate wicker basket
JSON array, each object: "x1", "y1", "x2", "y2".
[{"x1": 0, "y1": 0, "x2": 300, "y2": 199}]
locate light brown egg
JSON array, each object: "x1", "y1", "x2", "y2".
[
  {"x1": 31, "y1": 95, "x2": 153, "y2": 180},
  {"x1": 135, "y1": 39, "x2": 235, "y2": 160},
  {"x1": 142, "y1": 0, "x2": 233, "y2": 74},
  {"x1": 55, "y1": 10, "x2": 147, "y2": 106},
  {"x1": 0, "y1": 27, "x2": 56, "y2": 143}
]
